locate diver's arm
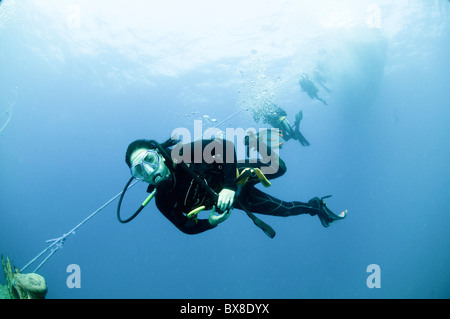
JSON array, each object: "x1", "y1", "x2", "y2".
[
  {"x1": 216, "y1": 139, "x2": 237, "y2": 211},
  {"x1": 189, "y1": 138, "x2": 237, "y2": 211},
  {"x1": 220, "y1": 139, "x2": 237, "y2": 191}
]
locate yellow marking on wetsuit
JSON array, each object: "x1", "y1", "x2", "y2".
[
  {"x1": 187, "y1": 205, "x2": 206, "y2": 222},
  {"x1": 254, "y1": 168, "x2": 271, "y2": 187}
]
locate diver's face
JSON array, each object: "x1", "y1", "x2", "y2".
[{"x1": 130, "y1": 148, "x2": 171, "y2": 185}]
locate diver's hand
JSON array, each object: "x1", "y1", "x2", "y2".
[
  {"x1": 209, "y1": 206, "x2": 232, "y2": 226},
  {"x1": 217, "y1": 188, "x2": 235, "y2": 212}
]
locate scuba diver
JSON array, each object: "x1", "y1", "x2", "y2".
[
  {"x1": 251, "y1": 102, "x2": 310, "y2": 147},
  {"x1": 299, "y1": 73, "x2": 328, "y2": 105},
  {"x1": 120, "y1": 134, "x2": 346, "y2": 237}
]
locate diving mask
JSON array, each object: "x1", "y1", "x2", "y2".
[{"x1": 130, "y1": 150, "x2": 161, "y2": 181}]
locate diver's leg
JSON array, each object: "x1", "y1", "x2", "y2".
[
  {"x1": 236, "y1": 186, "x2": 318, "y2": 217},
  {"x1": 317, "y1": 96, "x2": 328, "y2": 106},
  {"x1": 307, "y1": 196, "x2": 347, "y2": 227},
  {"x1": 293, "y1": 110, "x2": 310, "y2": 146},
  {"x1": 278, "y1": 119, "x2": 294, "y2": 141},
  {"x1": 236, "y1": 187, "x2": 347, "y2": 227},
  {"x1": 237, "y1": 157, "x2": 287, "y2": 182},
  {"x1": 242, "y1": 131, "x2": 286, "y2": 178}
]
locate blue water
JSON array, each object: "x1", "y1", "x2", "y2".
[{"x1": 1, "y1": 0, "x2": 449, "y2": 299}]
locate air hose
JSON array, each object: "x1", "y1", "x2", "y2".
[{"x1": 117, "y1": 177, "x2": 156, "y2": 223}]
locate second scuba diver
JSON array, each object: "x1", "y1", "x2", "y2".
[{"x1": 251, "y1": 103, "x2": 311, "y2": 147}]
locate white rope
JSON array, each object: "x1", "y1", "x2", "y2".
[
  {"x1": 0, "y1": 88, "x2": 18, "y2": 134},
  {"x1": 20, "y1": 179, "x2": 140, "y2": 273},
  {"x1": 210, "y1": 107, "x2": 248, "y2": 130}
]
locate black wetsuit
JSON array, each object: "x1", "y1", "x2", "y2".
[{"x1": 150, "y1": 139, "x2": 318, "y2": 235}]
